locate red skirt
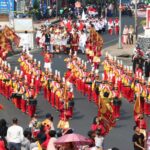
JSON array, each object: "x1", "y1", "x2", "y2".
[
  {"x1": 144, "y1": 102, "x2": 150, "y2": 115},
  {"x1": 28, "y1": 105, "x2": 36, "y2": 117},
  {"x1": 51, "y1": 92, "x2": 55, "y2": 107},
  {"x1": 21, "y1": 99, "x2": 27, "y2": 113}
]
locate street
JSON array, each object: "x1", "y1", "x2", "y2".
[{"x1": 0, "y1": 16, "x2": 146, "y2": 150}]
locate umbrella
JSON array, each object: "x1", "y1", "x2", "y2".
[{"x1": 55, "y1": 133, "x2": 91, "y2": 145}]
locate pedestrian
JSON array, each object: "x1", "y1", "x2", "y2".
[
  {"x1": 22, "y1": 31, "x2": 30, "y2": 53},
  {"x1": 132, "y1": 125, "x2": 145, "y2": 150},
  {"x1": 0, "y1": 119, "x2": 8, "y2": 150},
  {"x1": 94, "y1": 129, "x2": 104, "y2": 150},
  {"x1": 45, "y1": 30, "x2": 51, "y2": 52},
  {"x1": 122, "y1": 25, "x2": 129, "y2": 44},
  {"x1": 42, "y1": 113, "x2": 54, "y2": 130},
  {"x1": 29, "y1": 115, "x2": 38, "y2": 129},
  {"x1": 21, "y1": 130, "x2": 31, "y2": 150},
  {"x1": 58, "y1": 142, "x2": 77, "y2": 150},
  {"x1": 0, "y1": 119, "x2": 8, "y2": 138},
  {"x1": 0, "y1": 136, "x2": 7, "y2": 150},
  {"x1": 36, "y1": 125, "x2": 47, "y2": 146},
  {"x1": 128, "y1": 25, "x2": 134, "y2": 44},
  {"x1": 6, "y1": 118, "x2": 24, "y2": 150},
  {"x1": 47, "y1": 130, "x2": 57, "y2": 150},
  {"x1": 35, "y1": 29, "x2": 42, "y2": 47}
]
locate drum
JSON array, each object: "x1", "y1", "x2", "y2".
[
  {"x1": 11, "y1": 93, "x2": 17, "y2": 98},
  {"x1": 16, "y1": 94, "x2": 22, "y2": 99}
]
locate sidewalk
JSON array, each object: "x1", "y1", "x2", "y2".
[
  {"x1": 102, "y1": 43, "x2": 135, "y2": 66},
  {"x1": 33, "y1": 17, "x2": 59, "y2": 28}
]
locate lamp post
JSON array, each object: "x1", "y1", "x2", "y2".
[
  {"x1": 118, "y1": 0, "x2": 122, "y2": 49},
  {"x1": 135, "y1": 0, "x2": 138, "y2": 40}
]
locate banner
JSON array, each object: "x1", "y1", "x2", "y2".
[
  {"x1": 137, "y1": 10, "x2": 146, "y2": 18},
  {"x1": 0, "y1": 0, "x2": 14, "y2": 14}
]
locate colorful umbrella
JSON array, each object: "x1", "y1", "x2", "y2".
[{"x1": 55, "y1": 133, "x2": 91, "y2": 145}]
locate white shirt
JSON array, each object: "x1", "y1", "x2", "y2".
[
  {"x1": 36, "y1": 30, "x2": 42, "y2": 38},
  {"x1": 47, "y1": 137, "x2": 57, "y2": 150},
  {"x1": 7, "y1": 125, "x2": 24, "y2": 143},
  {"x1": 95, "y1": 136, "x2": 104, "y2": 148},
  {"x1": 22, "y1": 33, "x2": 30, "y2": 44}
]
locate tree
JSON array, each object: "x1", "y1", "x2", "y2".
[{"x1": 33, "y1": 0, "x2": 40, "y2": 10}]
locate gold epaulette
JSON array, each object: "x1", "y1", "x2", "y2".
[{"x1": 92, "y1": 81, "x2": 95, "y2": 91}]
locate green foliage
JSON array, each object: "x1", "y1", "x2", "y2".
[
  {"x1": 140, "y1": 19, "x2": 146, "y2": 26},
  {"x1": 33, "y1": 0, "x2": 40, "y2": 10}
]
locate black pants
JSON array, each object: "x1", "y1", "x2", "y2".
[
  {"x1": 128, "y1": 34, "x2": 133, "y2": 44},
  {"x1": 9, "y1": 143, "x2": 21, "y2": 150}
]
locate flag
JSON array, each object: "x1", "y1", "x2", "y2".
[
  {"x1": 0, "y1": 26, "x2": 19, "y2": 60},
  {"x1": 81, "y1": 10, "x2": 86, "y2": 20},
  {"x1": 3, "y1": 26, "x2": 20, "y2": 47},
  {"x1": 98, "y1": 96, "x2": 116, "y2": 131}
]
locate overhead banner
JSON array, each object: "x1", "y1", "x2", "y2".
[{"x1": 0, "y1": 0, "x2": 14, "y2": 14}]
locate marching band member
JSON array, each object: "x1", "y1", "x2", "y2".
[
  {"x1": 43, "y1": 51, "x2": 53, "y2": 72},
  {"x1": 114, "y1": 17, "x2": 119, "y2": 35},
  {"x1": 26, "y1": 83, "x2": 37, "y2": 117}
]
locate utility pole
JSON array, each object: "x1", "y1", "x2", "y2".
[
  {"x1": 135, "y1": 0, "x2": 138, "y2": 40},
  {"x1": 56, "y1": 0, "x2": 58, "y2": 18},
  {"x1": 118, "y1": 0, "x2": 122, "y2": 49}
]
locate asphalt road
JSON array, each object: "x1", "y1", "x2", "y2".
[
  {"x1": 0, "y1": 16, "x2": 146, "y2": 150},
  {"x1": 0, "y1": 51, "x2": 137, "y2": 150}
]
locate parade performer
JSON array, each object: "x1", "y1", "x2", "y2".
[
  {"x1": 112, "y1": 83, "x2": 122, "y2": 120},
  {"x1": 93, "y1": 54, "x2": 101, "y2": 69},
  {"x1": 71, "y1": 31, "x2": 79, "y2": 53},
  {"x1": 98, "y1": 88, "x2": 116, "y2": 132},
  {"x1": 91, "y1": 116, "x2": 107, "y2": 136},
  {"x1": 26, "y1": 83, "x2": 37, "y2": 117},
  {"x1": 108, "y1": 18, "x2": 114, "y2": 35},
  {"x1": 114, "y1": 17, "x2": 119, "y2": 35},
  {"x1": 135, "y1": 114, "x2": 147, "y2": 137},
  {"x1": 43, "y1": 51, "x2": 53, "y2": 72},
  {"x1": 92, "y1": 70, "x2": 101, "y2": 104},
  {"x1": 143, "y1": 78, "x2": 150, "y2": 115}
]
